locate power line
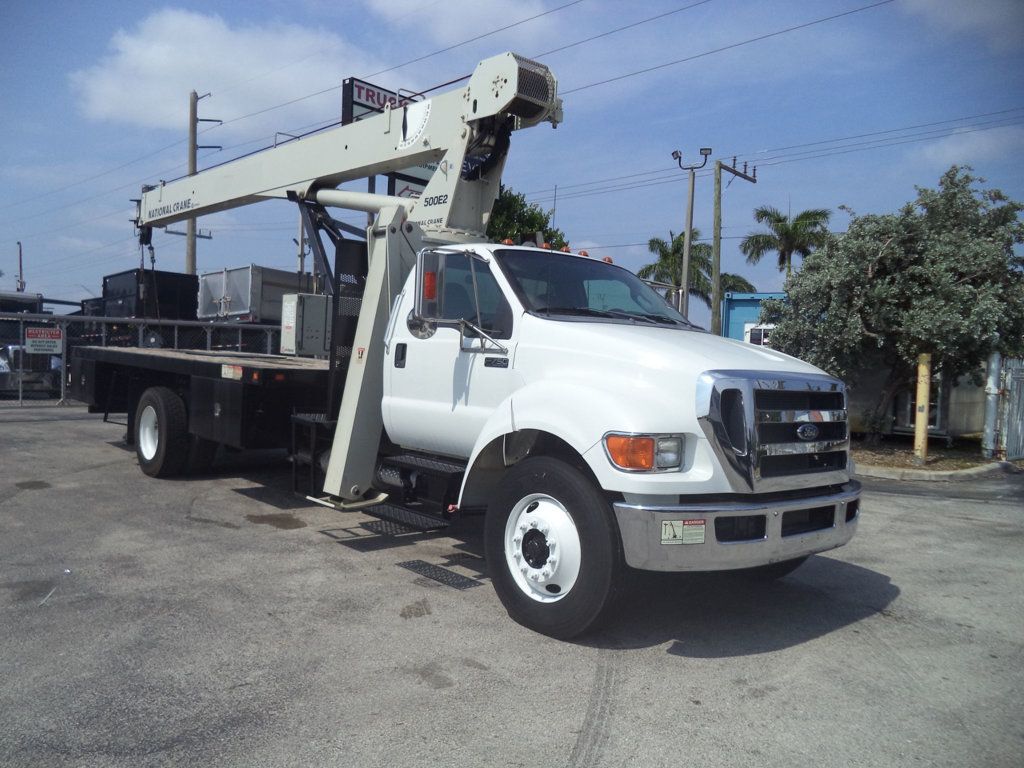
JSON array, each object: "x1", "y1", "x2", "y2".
[
  {"x1": 1, "y1": 0, "x2": 897, "y2": 234},
  {"x1": 2, "y1": 2, "x2": 586, "y2": 223},
  {"x1": 524, "y1": 110, "x2": 1024, "y2": 205},
  {"x1": 363, "y1": 0, "x2": 585, "y2": 78},
  {"x1": 532, "y1": 0, "x2": 716, "y2": 59},
  {"x1": 752, "y1": 105, "x2": 1024, "y2": 155},
  {"x1": 214, "y1": 1, "x2": 585, "y2": 130},
  {"x1": 562, "y1": 0, "x2": 897, "y2": 94},
  {"x1": 0, "y1": 137, "x2": 189, "y2": 214}
]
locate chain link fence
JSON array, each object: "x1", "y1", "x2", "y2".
[{"x1": 0, "y1": 312, "x2": 280, "y2": 405}]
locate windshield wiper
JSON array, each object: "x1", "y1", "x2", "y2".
[
  {"x1": 536, "y1": 307, "x2": 659, "y2": 324},
  {"x1": 634, "y1": 312, "x2": 695, "y2": 327}
]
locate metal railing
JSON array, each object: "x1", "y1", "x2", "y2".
[{"x1": 0, "y1": 312, "x2": 281, "y2": 406}]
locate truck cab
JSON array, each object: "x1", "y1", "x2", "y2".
[{"x1": 381, "y1": 244, "x2": 858, "y2": 636}]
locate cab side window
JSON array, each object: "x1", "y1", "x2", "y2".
[{"x1": 439, "y1": 253, "x2": 514, "y2": 339}]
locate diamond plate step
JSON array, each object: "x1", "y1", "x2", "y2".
[
  {"x1": 365, "y1": 502, "x2": 449, "y2": 532},
  {"x1": 396, "y1": 560, "x2": 483, "y2": 590},
  {"x1": 383, "y1": 453, "x2": 467, "y2": 476}
]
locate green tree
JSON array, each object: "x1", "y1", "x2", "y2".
[
  {"x1": 740, "y1": 205, "x2": 832, "y2": 278},
  {"x1": 761, "y1": 166, "x2": 1024, "y2": 439},
  {"x1": 486, "y1": 185, "x2": 567, "y2": 248},
  {"x1": 639, "y1": 229, "x2": 755, "y2": 308}
]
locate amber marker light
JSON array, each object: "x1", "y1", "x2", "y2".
[{"x1": 605, "y1": 434, "x2": 655, "y2": 470}]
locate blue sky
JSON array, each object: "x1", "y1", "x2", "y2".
[{"x1": 1, "y1": 0, "x2": 1022, "y2": 327}]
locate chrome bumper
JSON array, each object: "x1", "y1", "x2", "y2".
[{"x1": 612, "y1": 481, "x2": 860, "y2": 572}]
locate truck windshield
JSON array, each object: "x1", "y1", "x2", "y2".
[{"x1": 494, "y1": 249, "x2": 698, "y2": 329}]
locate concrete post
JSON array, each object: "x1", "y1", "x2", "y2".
[
  {"x1": 679, "y1": 168, "x2": 696, "y2": 317},
  {"x1": 913, "y1": 353, "x2": 932, "y2": 465},
  {"x1": 982, "y1": 349, "x2": 1001, "y2": 459}
]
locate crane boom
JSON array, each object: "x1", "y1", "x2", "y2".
[{"x1": 137, "y1": 52, "x2": 561, "y2": 244}]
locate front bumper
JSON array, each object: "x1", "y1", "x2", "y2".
[{"x1": 612, "y1": 481, "x2": 860, "y2": 571}]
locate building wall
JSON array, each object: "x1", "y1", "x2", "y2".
[{"x1": 721, "y1": 292, "x2": 785, "y2": 342}]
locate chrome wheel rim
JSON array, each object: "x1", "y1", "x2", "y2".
[
  {"x1": 503, "y1": 493, "x2": 582, "y2": 603},
  {"x1": 138, "y1": 405, "x2": 159, "y2": 461}
]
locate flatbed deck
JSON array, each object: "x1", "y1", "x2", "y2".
[
  {"x1": 71, "y1": 346, "x2": 332, "y2": 451},
  {"x1": 74, "y1": 346, "x2": 329, "y2": 383}
]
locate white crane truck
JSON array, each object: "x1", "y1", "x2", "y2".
[{"x1": 71, "y1": 53, "x2": 860, "y2": 639}]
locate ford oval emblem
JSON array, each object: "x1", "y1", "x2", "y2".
[{"x1": 796, "y1": 423, "x2": 820, "y2": 441}]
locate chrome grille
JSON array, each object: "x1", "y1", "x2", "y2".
[{"x1": 698, "y1": 371, "x2": 851, "y2": 492}]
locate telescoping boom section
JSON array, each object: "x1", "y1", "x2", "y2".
[{"x1": 136, "y1": 52, "x2": 562, "y2": 245}]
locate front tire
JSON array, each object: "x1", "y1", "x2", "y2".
[
  {"x1": 135, "y1": 386, "x2": 189, "y2": 478},
  {"x1": 485, "y1": 457, "x2": 623, "y2": 639}
]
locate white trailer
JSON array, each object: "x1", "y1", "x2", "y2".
[{"x1": 73, "y1": 52, "x2": 859, "y2": 638}]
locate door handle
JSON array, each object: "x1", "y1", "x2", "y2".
[{"x1": 394, "y1": 343, "x2": 407, "y2": 368}]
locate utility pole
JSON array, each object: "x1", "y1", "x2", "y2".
[
  {"x1": 711, "y1": 157, "x2": 756, "y2": 335},
  {"x1": 186, "y1": 91, "x2": 221, "y2": 275},
  {"x1": 671, "y1": 148, "x2": 711, "y2": 317},
  {"x1": 16, "y1": 241, "x2": 25, "y2": 292}
]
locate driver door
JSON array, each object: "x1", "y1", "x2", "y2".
[{"x1": 383, "y1": 251, "x2": 520, "y2": 459}]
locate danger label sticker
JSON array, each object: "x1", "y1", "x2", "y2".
[{"x1": 661, "y1": 519, "x2": 706, "y2": 545}]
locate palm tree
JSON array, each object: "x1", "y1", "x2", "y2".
[
  {"x1": 639, "y1": 229, "x2": 755, "y2": 308},
  {"x1": 739, "y1": 206, "x2": 831, "y2": 278}
]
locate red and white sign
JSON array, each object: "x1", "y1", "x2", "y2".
[{"x1": 25, "y1": 327, "x2": 62, "y2": 354}]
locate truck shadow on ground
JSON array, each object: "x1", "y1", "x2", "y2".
[
  {"x1": 181, "y1": 454, "x2": 900, "y2": 657},
  {"x1": 592, "y1": 558, "x2": 901, "y2": 656}
]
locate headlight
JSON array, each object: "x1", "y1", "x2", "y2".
[{"x1": 604, "y1": 433, "x2": 684, "y2": 472}]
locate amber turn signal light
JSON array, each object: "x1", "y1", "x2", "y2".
[{"x1": 605, "y1": 435, "x2": 655, "y2": 470}]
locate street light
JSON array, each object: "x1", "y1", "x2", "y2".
[{"x1": 672, "y1": 147, "x2": 712, "y2": 317}]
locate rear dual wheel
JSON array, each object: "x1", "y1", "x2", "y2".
[
  {"x1": 485, "y1": 457, "x2": 623, "y2": 640},
  {"x1": 135, "y1": 387, "x2": 190, "y2": 478},
  {"x1": 135, "y1": 387, "x2": 217, "y2": 478}
]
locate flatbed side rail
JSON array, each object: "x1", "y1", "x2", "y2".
[{"x1": 0, "y1": 311, "x2": 283, "y2": 406}]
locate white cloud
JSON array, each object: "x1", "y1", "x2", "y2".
[
  {"x1": 901, "y1": 0, "x2": 1024, "y2": 52},
  {"x1": 915, "y1": 125, "x2": 1024, "y2": 166},
  {"x1": 70, "y1": 9, "x2": 387, "y2": 139}
]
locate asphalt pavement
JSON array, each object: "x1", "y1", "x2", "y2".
[{"x1": 1, "y1": 402, "x2": 1022, "y2": 767}]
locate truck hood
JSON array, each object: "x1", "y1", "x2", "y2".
[{"x1": 515, "y1": 314, "x2": 825, "y2": 378}]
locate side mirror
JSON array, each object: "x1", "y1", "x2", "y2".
[{"x1": 411, "y1": 249, "x2": 508, "y2": 354}]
